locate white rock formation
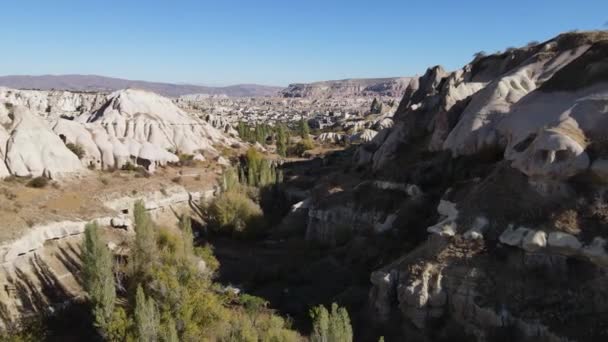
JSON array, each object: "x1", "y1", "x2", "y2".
[
  {"x1": 317, "y1": 132, "x2": 345, "y2": 144},
  {"x1": 350, "y1": 129, "x2": 378, "y2": 144},
  {"x1": 427, "y1": 200, "x2": 459, "y2": 237},
  {"x1": 1, "y1": 106, "x2": 83, "y2": 177},
  {"x1": 0, "y1": 88, "x2": 237, "y2": 176}
]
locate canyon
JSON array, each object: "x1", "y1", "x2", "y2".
[{"x1": 0, "y1": 29, "x2": 607, "y2": 341}]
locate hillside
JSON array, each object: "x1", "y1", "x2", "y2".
[
  {"x1": 0, "y1": 74, "x2": 282, "y2": 97},
  {"x1": 280, "y1": 77, "x2": 414, "y2": 98}
]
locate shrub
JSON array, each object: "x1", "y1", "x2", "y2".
[
  {"x1": 289, "y1": 138, "x2": 315, "y2": 157},
  {"x1": 27, "y1": 176, "x2": 49, "y2": 188},
  {"x1": 178, "y1": 153, "x2": 195, "y2": 167},
  {"x1": 195, "y1": 244, "x2": 220, "y2": 273},
  {"x1": 171, "y1": 176, "x2": 182, "y2": 184},
  {"x1": 551, "y1": 209, "x2": 581, "y2": 234},
  {"x1": 206, "y1": 191, "x2": 265, "y2": 236},
  {"x1": 121, "y1": 162, "x2": 140, "y2": 172},
  {"x1": 66, "y1": 142, "x2": 85, "y2": 159},
  {"x1": 473, "y1": 50, "x2": 487, "y2": 59},
  {"x1": 3, "y1": 175, "x2": 20, "y2": 183}
]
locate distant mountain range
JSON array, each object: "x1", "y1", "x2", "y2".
[{"x1": 0, "y1": 74, "x2": 282, "y2": 97}]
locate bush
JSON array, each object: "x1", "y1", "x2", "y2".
[
  {"x1": 195, "y1": 244, "x2": 220, "y2": 273},
  {"x1": 206, "y1": 191, "x2": 265, "y2": 236},
  {"x1": 178, "y1": 153, "x2": 196, "y2": 166},
  {"x1": 289, "y1": 138, "x2": 315, "y2": 157},
  {"x1": 121, "y1": 162, "x2": 140, "y2": 171},
  {"x1": 65, "y1": 142, "x2": 85, "y2": 159},
  {"x1": 27, "y1": 176, "x2": 49, "y2": 188}
]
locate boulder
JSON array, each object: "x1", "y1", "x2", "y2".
[
  {"x1": 547, "y1": 232, "x2": 582, "y2": 254},
  {"x1": 499, "y1": 226, "x2": 532, "y2": 247},
  {"x1": 522, "y1": 230, "x2": 547, "y2": 252}
]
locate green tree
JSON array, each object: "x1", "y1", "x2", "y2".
[
  {"x1": 310, "y1": 305, "x2": 329, "y2": 342},
  {"x1": 310, "y1": 303, "x2": 353, "y2": 342},
  {"x1": 106, "y1": 307, "x2": 133, "y2": 341},
  {"x1": 131, "y1": 200, "x2": 157, "y2": 281},
  {"x1": 179, "y1": 215, "x2": 194, "y2": 257},
  {"x1": 276, "y1": 124, "x2": 289, "y2": 157},
  {"x1": 135, "y1": 285, "x2": 159, "y2": 342},
  {"x1": 160, "y1": 316, "x2": 179, "y2": 342},
  {"x1": 370, "y1": 98, "x2": 383, "y2": 114},
  {"x1": 298, "y1": 119, "x2": 310, "y2": 139},
  {"x1": 83, "y1": 222, "x2": 116, "y2": 336}
]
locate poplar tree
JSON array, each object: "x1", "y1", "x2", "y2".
[
  {"x1": 135, "y1": 285, "x2": 159, "y2": 342},
  {"x1": 83, "y1": 222, "x2": 116, "y2": 336},
  {"x1": 310, "y1": 303, "x2": 353, "y2": 342},
  {"x1": 132, "y1": 200, "x2": 157, "y2": 281}
]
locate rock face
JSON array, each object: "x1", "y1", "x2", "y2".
[
  {"x1": 0, "y1": 88, "x2": 236, "y2": 176},
  {"x1": 0, "y1": 185, "x2": 213, "y2": 325},
  {"x1": 361, "y1": 31, "x2": 608, "y2": 195},
  {"x1": 341, "y1": 31, "x2": 608, "y2": 342},
  {"x1": 0, "y1": 87, "x2": 106, "y2": 118},
  {"x1": 280, "y1": 77, "x2": 414, "y2": 98},
  {"x1": 0, "y1": 105, "x2": 84, "y2": 177}
]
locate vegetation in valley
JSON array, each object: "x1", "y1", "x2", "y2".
[
  {"x1": 236, "y1": 121, "x2": 315, "y2": 157},
  {"x1": 79, "y1": 200, "x2": 302, "y2": 341}
]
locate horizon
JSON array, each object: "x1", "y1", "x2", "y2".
[
  {"x1": 0, "y1": 73, "x2": 411, "y2": 88},
  {"x1": 2, "y1": 1, "x2": 606, "y2": 86}
]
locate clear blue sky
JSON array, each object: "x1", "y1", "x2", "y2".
[{"x1": 1, "y1": 0, "x2": 606, "y2": 86}]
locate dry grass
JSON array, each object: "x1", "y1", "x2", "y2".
[
  {"x1": 0, "y1": 163, "x2": 219, "y2": 242},
  {"x1": 550, "y1": 209, "x2": 581, "y2": 235},
  {"x1": 549, "y1": 120, "x2": 589, "y2": 148}
]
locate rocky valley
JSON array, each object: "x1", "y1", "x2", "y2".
[{"x1": 0, "y1": 21, "x2": 607, "y2": 342}]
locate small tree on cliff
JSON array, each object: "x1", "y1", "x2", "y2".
[{"x1": 83, "y1": 222, "x2": 116, "y2": 335}]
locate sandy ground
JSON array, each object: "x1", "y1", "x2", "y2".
[{"x1": 0, "y1": 161, "x2": 220, "y2": 243}]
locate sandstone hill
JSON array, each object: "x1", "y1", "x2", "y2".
[
  {"x1": 0, "y1": 74, "x2": 282, "y2": 97},
  {"x1": 280, "y1": 77, "x2": 414, "y2": 98},
  {"x1": 0, "y1": 88, "x2": 237, "y2": 177}
]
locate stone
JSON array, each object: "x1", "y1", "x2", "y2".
[
  {"x1": 522, "y1": 230, "x2": 547, "y2": 252},
  {"x1": 590, "y1": 158, "x2": 608, "y2": 183},
  {"x1": 427, "y1": 200, "x2": 459, "y2": 237},
  {"x1": 547, "y1": 231, "x2": 582, "y2": 254},
  {"x1": 499, "y1": 225, "x2": 532, "y2": 247},
  {"x1": 582, "y1": 237, "x2": 608, "y2": 266}
]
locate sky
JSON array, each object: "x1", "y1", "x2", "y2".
[{"x1": 1, "y1": 0, "x2": 606, "y2": 86}]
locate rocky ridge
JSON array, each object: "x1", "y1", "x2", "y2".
[
  {"x1": 280, "y1": 77, "x2": 414, "y2": 98},
  {"x1": 284, "y1": 30, "x2": 608, "y2": 341}
]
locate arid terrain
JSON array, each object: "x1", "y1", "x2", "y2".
[{"x1": 0, "y1": 28, "x2": 607, "y2": 342}]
